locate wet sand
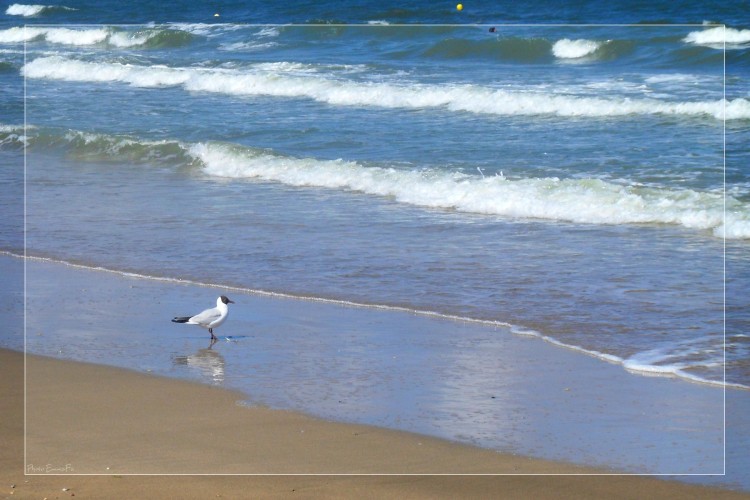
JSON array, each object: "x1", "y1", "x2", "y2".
[{"x1": 3, "y1": 348, "x2": 748, "y2": 499}]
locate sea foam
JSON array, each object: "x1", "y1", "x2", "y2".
[
  {"x1": 5, "y1": 4, "x2": 46, "y2": 16},
  {"x1": 16, "y1": 125, "x2": 747, "y2": 239},
  {"x1": 0, "y1": 26, "x2": 185, "y2": 47},
  {"x1": 187, "y1": 141, "x2": 750, "y2": 239},
  {"x1": 684, "y1": 26, "x2": 750, "y2": 46},
  {"x1": 21, "y1": 56, "x2": 750, "y2": 121},
  {"x1": 0, "y1": 26, "x2": 105, "y2": 45},
  {"x1": 4, "y1": 3, "x2": 74, "y2": 16},
  {"x1": 552, "y1": 38, "x2": 602, "y2": 59}
]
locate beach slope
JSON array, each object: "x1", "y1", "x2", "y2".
[{"x1": 3, "y1": 348, "x2": 747, "y2": 499}]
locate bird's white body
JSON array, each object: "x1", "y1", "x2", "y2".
[
  {"x1": 187, "y1": 296, "x2": 230, "y2": 330},
  {"x1": 173, "y1": 296, "x2": 234, "y2": 340}
]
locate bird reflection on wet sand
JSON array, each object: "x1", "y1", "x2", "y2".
[{"x1": 174, "y1": 341, "x2": 225, "y2": 384}]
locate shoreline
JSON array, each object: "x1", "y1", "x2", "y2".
[
  {"x1": 3, "y1": 253, "x2": 749, "y2": 491},
  {"x1": 3, "y1": 249, "x2": 745, "y2": 391},
  {"x1": 5, "y1": 348, "x2": 750, "y2": 498}
]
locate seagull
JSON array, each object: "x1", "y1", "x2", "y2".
[{"x1": 172, "y1": 295, "x2": 234, "y2": 340}]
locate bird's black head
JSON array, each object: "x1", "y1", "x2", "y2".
[{"x1": 220, "y1": 295, "x2": 234, "y2": 304}]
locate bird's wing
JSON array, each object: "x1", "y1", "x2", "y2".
[{"x1": 189, "y1": 307, "x2": 221, "y2": 326}]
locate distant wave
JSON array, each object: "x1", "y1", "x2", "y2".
[
  {"x1": 684, "y1": 26, "x2": 750, "y2": 47},
  {"x1": 0, "y1": 26, "x2": 193, "y2": 48},
  {"x1": 552, "y1": 38, "x2": 602, "y2": 59},
  {"x1": 417, "y1": 35, "x2": 633, "y2": 63},
  {"x1": 21, "y1": 56, "x2": 750, "y2": 121},
  {"x1": 424, "y1": 36, "x2": 550, "y2": 62},
  {"x1": 0, "y1": 124, "x2": 30, "y2": 149},
  {"x1": 5, "y1": 3, "x2": 75, "y2": 17}
]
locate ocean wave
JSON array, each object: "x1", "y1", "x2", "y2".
[
  {"x1": 552, "y1": 38, "x2": 602, "y2": 59},
  {"x1": 219, "y1": 41, "x2": 277, "y2": 52},
  {"x1": 0, "y1": 26, "x2": 193, "y2": 48},
  {"x1": 166, "y1": 22, "x2": 247, "y2": 38},
  {"x1": 684, "y1": 26, "x2": 750, "y2": 47},
  {"x1": 423, "y1": 36, "x2": 550, "y2": 62},
  {"x1": 33, "y1": 128, "x2": 191, "y2": 164},
  {"x1": 0, "y1": 61, "x2": 16, "y2": 72},
  {"x1": 21, "y1": 56, "x2": 750, "y2": 121},
  {"x1": 5, "y1": 3, "x2": 75, "y2": 17},
  {"x1": 407, "y1": 35, "x2": 632, "y2": 63},
  {"x1": 0, "y1": 26, "x2": 107, "y2": 45},
  {"x1": 187, "y1": 141, "x2": 750, "y2": 239},
  {"x1": 16, "y1": 126, "x2": 748, "y2": 238},
  {"x1": 0, "y1": 124, "x2": 31, "y2": 149}
]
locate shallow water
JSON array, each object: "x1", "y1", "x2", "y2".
[{"x1": 6, "y1": 255, "x2": 735, "y2": 480}]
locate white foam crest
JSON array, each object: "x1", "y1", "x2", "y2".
[
  {"x1": 61, "y1": 129, "x2": 184, "y2": 154},
  {"x1": 552, "y1": 38, "x2": 602, "y2": 59},
  {"x1": 4, "y1": 3, "x2": 73, "y2": 16},
  {"x1": 645, "y1": 74, "x2": 700, "y2": 84},
  {"x1": 22, "y1": 56, "x2": 750, "y2": 121},
  {"x1": 0, "y1": 27, "x2": 44, "y2": 43},
  {"x1": 251, "y1": 61, "x2": 319, "y2": 73},
  {"x1": 510, "y1": 326, "x2": 624, "y2": 364},
  {"x1": 188, "y1": 141, "x2": 750, "y2": 238},
  {"x1": 43, "y1": 27, "x2": 108, "y2": 46},
  {"x1": 0, "y1": 27, "x2": 181, "y2": 48},
  {"x1": 219, "y1": 41, "x2": 277, "y2": 52},
  {"x1": 0, "y1": 26, "x2": 108, "y2": 45},
  {"x1": 256, "y1": 26, "x2": 280, "y2": 37},
  {"x1": 684, "y1": 26, "x2": 750, "y2": 46},
  {"x1": 0, "y1": 123, "x2": 30, "y2": 146},
  {"x1": 167, "y1": 22, "x2": 245, "y2": 38},
  {"x1": 5, "y1": 4, "x2": 46, "y2": 16},
  {"x1": 0, "y1": 123, "x2": 32, "y2": 133},
  {"x1": 23, "y1": 56, "x2": 192, "y2": 86},
  {"x1": 107, "y1": 30, "x2": 158, "y2": 48},
  {"x1": 622, "y1": 345, "x2": 748, "y2": 389}
]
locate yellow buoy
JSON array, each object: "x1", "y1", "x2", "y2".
[
  {"x1": 214, "y1": 13, "x2": 220, "y2": 17},
  {"x1": 456, "y1": 4, "x2": 463, "y2": 11}
]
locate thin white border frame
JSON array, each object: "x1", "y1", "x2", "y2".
[{"x1": 20, "y1": 22, "x2": 729, "y2": 478}]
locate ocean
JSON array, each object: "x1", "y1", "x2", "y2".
[{"x1": 1, "y1": 0, "x2": 749, "y2": 483}]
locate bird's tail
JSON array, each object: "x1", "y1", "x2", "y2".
[{"x1": 172, "y1": 316, "x2": 191, "y2": 323}]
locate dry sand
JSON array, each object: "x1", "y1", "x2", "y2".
[{"x1": 2, "y1": 348, "x2": 747, "y2": 499}]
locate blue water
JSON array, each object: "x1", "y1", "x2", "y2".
[{"x1": 0, "y1": 0, "x2": 749, "y2": 482}]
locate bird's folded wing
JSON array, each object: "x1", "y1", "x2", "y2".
[{"x1": 189, "y1": 308, "x2": 221, "y2": 325}]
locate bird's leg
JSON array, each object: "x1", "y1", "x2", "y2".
[{"x1": 209, "y1": 328, "x2": 217, "y2": 341}]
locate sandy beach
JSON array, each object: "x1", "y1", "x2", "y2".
[{"x1": 2, "y1": 348, "x2": 748, "y2": 499}]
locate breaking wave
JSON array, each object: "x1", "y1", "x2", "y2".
[
  {"x1": 0, "y1": 26, "x2": 193, "y2": 48},
  {"x1": 5, "y1": 3, "x2": 76, "y2": 17},
  {"x1": 552, "y1": 38, "x2": 602, "y2": 59},
  {"x1": 12, "y1": 126, "x2": 749, "y2": 239},
  {"x1": 187, "y1": 141, "x2": 750, "y2": 239},
  {"x1": 684, "y1": 26, "x2": 750, "y2": 47},
  {"x1": 21, "y1": 56, "x2": 750, "y2": 120}
]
